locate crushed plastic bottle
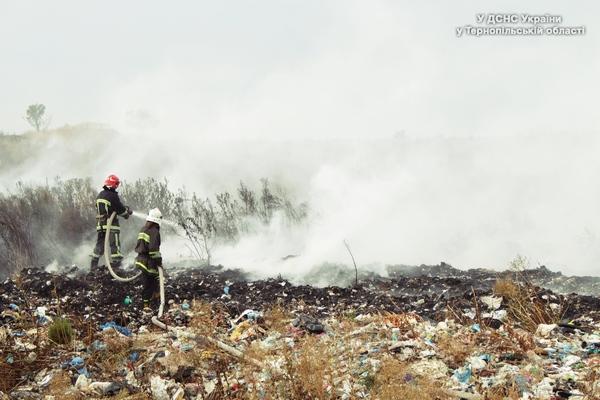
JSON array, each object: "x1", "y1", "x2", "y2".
[
  {"x1": 69, "y1": 356, "x2": 85, "y2": 368},
  {"x1": 100, "y1": 321, "x2": 132, "y2": 337},
  {"x1": 453, "y1": 365, "x2": 472, "y2": 384},
  {"x1": 34, "y1": 306, "x2": 51, "y2": 325},
  {"x1": 91, "y1": 340, "x2": 107, "y2": 351},
  {"x1": 129, "y1": 352, "x2": 140, "y2": 362}
]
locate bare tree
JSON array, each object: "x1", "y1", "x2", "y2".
[
  {"x1": 175, "y1": 195, "x2": 217, "y2": 265},
  {"x1": 343, "y1": 239, "x2": 358, "y2": 287},
  {"x1": 24, "y1": 104, "x2": 50, "y2": 132}
]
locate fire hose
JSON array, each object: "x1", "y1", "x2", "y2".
[
  {"x1": 150, "y1": 266, "x2": 262, "y2": 366},
  {"x1": 149, "y1": 267, "x2": 260, "y2": 365},
  {"x1": 103, "y1": 212, "x2": 141, "y2": 282},
  {"x1": 103, "y1": 212, "x2": 262, "y2": 366}
]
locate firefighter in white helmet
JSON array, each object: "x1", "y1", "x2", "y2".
[{"x1": 134, "y1": 208, "x2": 163, "y2": 310}]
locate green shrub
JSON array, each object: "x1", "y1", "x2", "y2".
[{"x1": 47, "y1": 317, "x2": 74, "y2": 344}]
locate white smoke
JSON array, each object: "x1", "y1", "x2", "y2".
[{"x1": 2, "y1": 1, "x2": 599, "y2": 278}]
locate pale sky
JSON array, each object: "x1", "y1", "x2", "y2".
[{"x1": 0, "y1": 1, "x2": 597, "y2": 137}]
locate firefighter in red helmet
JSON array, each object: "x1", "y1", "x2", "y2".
[{"x1": 90, "y1": 174, "x2": 133, "y2": 272}]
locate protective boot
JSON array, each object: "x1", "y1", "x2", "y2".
[
  {"x1": 110, "y1": 260, "x2": 123, "y2": 274},
  {"x1": 90, "y1": 258, "x2": 99, "y2": 272},
  {"x1": 151, "y1": 291, "x2": 162, "y2": 310},
  {"x1": 142, "y1": 300, "x2": 153, "y2": 314}
]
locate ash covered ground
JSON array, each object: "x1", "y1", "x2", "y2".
[{"x1": 2, "y1": 263, "x2": 599, "y2": 326}]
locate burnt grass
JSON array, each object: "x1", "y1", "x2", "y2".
[{"x1": 1, "y1": 263, "x2": 599, "y2": 329}]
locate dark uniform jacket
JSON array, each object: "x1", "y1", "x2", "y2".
[
  {"x1": 96, "y1": 186, "x2": 130, "y2": 231},
  {"x1": 135, "y1": 224, "x2": 162, "y2": 274}
]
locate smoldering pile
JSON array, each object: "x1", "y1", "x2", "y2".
[{"x1": 1, "y1": 263, "x2": 599, "y2": 330}]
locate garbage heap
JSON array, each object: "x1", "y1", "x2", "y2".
[{"x1": 0, "y1": 265, "x2": 599, "y2": 399}]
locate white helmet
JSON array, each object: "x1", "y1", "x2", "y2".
[{"x1": 146, "y1": 208, "x2": 163, "y2": 225}]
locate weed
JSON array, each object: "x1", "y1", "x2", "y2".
[
  {"x1": 369, "y1": 357, "x2": 451, "y2": 400},
  {"x1": 46, "y1": 371, "x2": 81, "y2": 400},
  {"x1": 382, "y1": 312, "x2": 422, "y2": 330},
  {"x1": 579, "y1": 363, "x2": 600, "y2": 398},
  {"x1": 494, "y1": 278, "x2": 565, "y2": 332},
  {"x1": 437, "y1": 332, "x2": 476, "y2": 369},
  {"x1": 47, "y1": 317, "x2": 74, "y2": 345},
  {"x1": 114, "y1": 391, "x2": 151, "y2": 400},
  {"x1": 263, "y1": 305, "x2": 292, "y2": 333},
  {"x1": 188, "y1": 300, "x2": 228, "y2": 337}
]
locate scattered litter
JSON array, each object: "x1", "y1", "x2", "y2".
[
  {"x1": 69, "y1": 356, "x2": 84, "y2": 369},
  {"x1": 91, "y1": 340, "x2": 107, "y2": 351},
  {"x1": 99, "y1": 321, "x2": 132, "y2": 336},
  {"x1": 453, "y1": 365, "x2": 472, "y2": 384},
  {"x1": 0, "y1": 264, "x2": 598, "y2": 398},
  {"x1": 129, "y1": 352, "x2": 140, "y2": 362},
  {"x1": 180, "y1": 343, "x2": 194, "y2": 352},
  {"x1": 34, "y1": 306, "x2": 51, "y2": 325},
  {"x1": 232, "y1": 309, "x2": 262, "y2": 325},
  {"x1": 75, "y1": 374, "x2": 90, "y2": 390},
  {"x1": 89, "y1": 381, "x2": 122, "y2": 396},
  {"x1": 292, "y1": 314, "x2": 325, "y2": 334},
  {"x1": 536, "y1": 323, "x2": 558, "y2": 338},
  {"x1": 150, "y1": 375, "x2": 170, "y2": 400},
  {"x1": 480, "y1": 295, "x2": 502, "y2": 310}
]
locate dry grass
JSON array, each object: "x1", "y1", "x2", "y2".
[
  {"x1": 236, "y1": 332, "x2": 357, "y2": 400},
  {"x1": 484, "y1": 382, "x2": 522, "y2": 400},
  {"x1": 469, "y1": 326, "x2": 539, "y2": 375},
  {"x1": 579, "y1": 362, "x2": 600, "y2": 398},
  {"x1": 114, "y1": 391, "x2": 152, "y2": 400},
  {"x1": 494, "y1": 278, "x2": 520, "y2": 299},
  {"x1": 189, "y1": 300, "x2": 227, "y2": 337},
  {"x1": 0, "y1": 279, "x2": 56, "y2": 393},
  {"x1": 263, "y1": 305, "x2": 292, "y2": 333},
  {"x1": 88, "y1": 333, "x2": 133, "y2": 374},
  {"x1": 0, "y1": 334, "x2": 53, "y2": 393},
  {"x1": 443, "y1": 303, "x2": 469, "y2": 326},
  {"x1": 436, "y1": 332, "x2": 476, "y2": 369},
  {"x1": 492, "y1": 255, "x2": 567, "y2": 333},
  {"x1": 46, "y1": 371, "x2": 82, "y2": 400},
  {"x1": 494, "y1": 278, "x2": 565, "y2": 332},
  {"x1": 381, "y1": 312, "x2": 422, "y2": 338},
  {"x1": 369, "y1": 357, "x2": 451, "y2": 400},
  {"x1": 504, "y1": 325, "x2": 535, "y2": 352}
]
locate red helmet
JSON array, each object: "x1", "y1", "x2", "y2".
[{"x1": 104, "y1": 174, "x2": 121, "y2": 189}]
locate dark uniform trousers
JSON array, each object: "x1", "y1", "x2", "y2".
[{"x1": 90, "y1": 186, "x2": 130, "y2": 269}]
